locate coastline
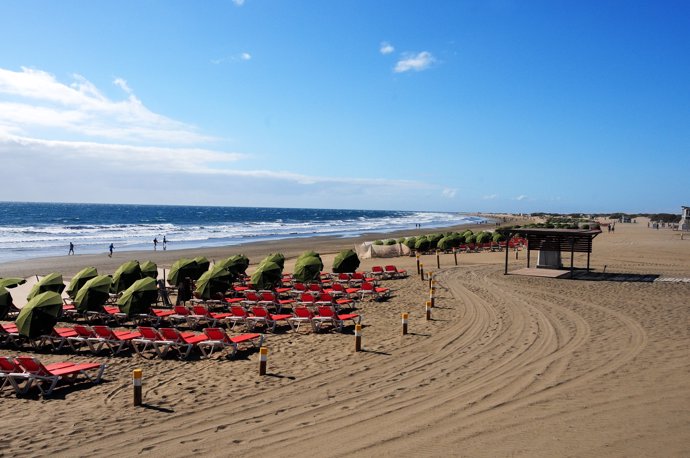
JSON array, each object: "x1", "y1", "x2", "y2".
[{"x1": 0, "y1": 220, "x2": 507, "y2": 278}]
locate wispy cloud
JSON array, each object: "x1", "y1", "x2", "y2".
[
  {"x1": 394, "y1": 51, "x2": 435, "y2": 73},
  {"x1": 0, "y1": 67, "x2": 211, "y2": 144},
  {"x1": 483, "y1": 194, "x2": 498, "y2": 200},
  {"x1": 380, "y1": 41, "x2": 394, "y2": 55},
  {"x1": 210, "y1": 52, "x2": 252, "y2": 64},
  {"x1": 442, "y1": 188, "x2": 457, "y2": 198},
  {"x1": 514, "y1": 194, "x2": 528, "y2": 201},
  {"x1": 232, "y1": 0, "x2": 245, "y2": 6}
]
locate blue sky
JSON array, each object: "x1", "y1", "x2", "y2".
[{"x1": 0, "y1": 0, "x2": 688, "y2": 214}]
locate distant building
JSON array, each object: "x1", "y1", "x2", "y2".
[
  {"x1": 620, "y1": 215, "x2": 631, "y2": 223},
  {"x1": 679, "y1": 206, "x2": 690, "y2": 231}
]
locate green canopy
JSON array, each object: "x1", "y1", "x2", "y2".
[
  {"x1": 293, "y1": 256, "x2": 323, "y2": 282},
  {"x1": 217, "y1": 254, "x2": 249, "y2": 277},
  {"x1": 66, "y1": 266, "x2": 98, "y2": 299},
  {"x1": 332, "y1": 249, "x2": 360, "y2": 273},
  {"x1": 251, "y1": 261, "x2": 282, "y2": 291},
  {"x1": 262, "y1": 253, "x2": 285, "y2": 270},
  {"x1": 297, "y1": 250, "x2": 321, "y2": 262},
  {"x1": 140, "y1": 260, "x2": 158, "y2": 279},
  {"x1": 192, "y1": 256, "x2": 210, "y2": 279},
  {"x1": 167, "y1": 258, "x2": 198, "y2": 286},
  {"x1": 195, "y1": 265, "x2": 232, "y2": 300},
  {"x1": 117, "y1": 277, "x2": 158, "y2": 318},
  {"x1": 111, "y1": 260, "x2": 143, "y2": 293},
  {"x1": 74, "y1": 275, "x2": 112, "y2": 313},
  {"x1": 0, "y1": 286, "x2": 13, "y2": 320},
  {"x1": 0, "y1": 277, "x2": 26, "y2": 288},
  {"x1": 16, "y1": 291, "x2": 63, "y2": 338},
  {"x1": 27, "y1": 272, "x2": 65, "y2": 301}
]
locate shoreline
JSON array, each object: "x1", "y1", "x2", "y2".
[{"x1": 0, "y1": 219, "x2": 511, "y2": 278}]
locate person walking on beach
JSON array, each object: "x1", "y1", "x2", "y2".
[
  {"x1": 153, "y1": 238, "x2": 158, "y2": 250},
  {"x1": 108, "y1": 243, "x2": 114, "y2": 257},
  {"x1": 68, "y1": 242, "x2": 74, "y2": 255}
]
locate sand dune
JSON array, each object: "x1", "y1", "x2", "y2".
[{"x1": 1, "y1": 218, "x2": 689, "y2": 457}]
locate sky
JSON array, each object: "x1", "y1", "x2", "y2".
[{"x1": 0, "y1": 0, "x2": 688, "y2": 214}]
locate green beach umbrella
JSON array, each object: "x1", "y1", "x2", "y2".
[
  {"x1": 111, "y1": 260, "x2": 143, "y2": 293},
  {"x1": 195, "y1": 265, "x2": 232, "y2": 300},
  {"x1": 140, "y1": 260, "x2": 158, "y2": 279},
  {"x1": 332, "y1": 249, "x2": 360, "y2": 273},
  {"x1": 217, "y1": 254, "x2": 250, "y2": 277},
  {"x1": 0, "y1": 286, "x2": 13, "y2": 320},
  {"x1": 293, "y1": 256, "x2": 323, "y2": 282},
  {"x1": 27, "y1": 272, "x2": 65, "y2": 301},
  {"x1": 16, "y1": 291, "x2": 62, "y2": 338},
  {"x1": 251, "y1": 261, "x2": 283, "y2": 291},
  {"x1": 167, "y1": 258, "x2": 198, "y2": 286},
  {"x1": 0, "y1": 278, "x2": 26, "y2": 288},
  {"x1": 66, "y1": 266, "x2": 98, "y2": 299},
  {"x1": 262, "y1": 253, "x2": 285, "y2": 270},
  {"x1": 117, "y1": 277, "x2": 158, "y2": 318},
  {"x1": 192, "y1": 256, "x2": 210, "y2": 279},
  {"x1": 74, "y1": 275, "x2": 112, "y2": 313}
]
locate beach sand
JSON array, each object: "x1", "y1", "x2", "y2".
[{"x1": 1, "y1": 218, "x2": 689, "y2": 457}]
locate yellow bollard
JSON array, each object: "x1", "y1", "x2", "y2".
[
  {"x1": 425, "y1": 301, "x2": 432, "y2": 320},
  {"x1": 133, "y1": 368, "x2": 143, "y2": 407},
  {"x1": 402, "y1": 312, "x2": 408, "y2": 335},
  {"x1": 419, "y1": 263, "x2": 424, "y2": 281},
  {"x1": 355, "y1": 324, "x2": 362, "y2": 352},
  {"x1": 259, "y1": 347, "x2": 268, "y2": 376},
  {"x1": 430, "y1": 286, "x2": 435, "y2": 308},
  {"x1": 428, "y1": 273, "x2": 433, "y2": 289}
]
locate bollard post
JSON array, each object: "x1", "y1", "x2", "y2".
[
  {"x1": 516, "y1": 250, "x2": 519, "y2": 260},
  {"x1": 133, "y1": 368, "x2": 142, "y2": 407},
  {"x1": 402, "y1": 312, "x2": 408, "y2": 335},
  {"x1": 436, "y1": 250, "x2": 440, "y2": 269},
  {"x1": 425, "y1": 301, "x2": 432, "y2": 320},
  {"x1": 453, "y1": 249, "x2": 458, "y2": 266},
  {"x1": 428, "y1": 273, "x2": 433, "y2": 289},
  {"x1": 355, "y1": 324, "x2": 362, "y2": 352},
  {"x1": 416, "y1": 253, "x2": 420, "y2": 274},
  {"x1": 419, "y1": 263, "x2": 424, "y2": 281},
  {"x1": 430, "y1": 285, "x2": 435, "y2": 308},
  {"x1": 259, "y1": 347, "x2": 268, "y2": 375}
]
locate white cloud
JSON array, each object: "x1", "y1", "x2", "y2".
[
  {"x1": 483, "y1": 194, "x2": 498, "y2": 200},
  {"x1": 394, "y1": 51, "x2": 435, "y2": 73},
  {"x1": 240, "y1": 52, "x2": 252, "y2": 61},
  {"x1": 232, "y1": 0, "x2": 245, "y2": 5},
  {"x1": 0, "y1": 67, "x2": 211, "y2": 144},
  {"x1": 442, "y1": 188, "x2": 457, "y2": 198},
  {"x1": 113, "y1": 77, "x2": 133, "y2": 95},
  {"x1": 514, "y1": 194, "x2": 528, "y2": 201},
  {"x1": 380, "y1": 41, "x2": 394, "y2": 55}
]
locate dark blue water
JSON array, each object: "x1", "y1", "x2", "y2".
[{"x1": 0, "y1": 202, "x2": 480, "y2": 263}]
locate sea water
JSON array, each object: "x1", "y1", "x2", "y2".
[{"x1": 0, "y1": 202, "x2": 484, "y2": 263}]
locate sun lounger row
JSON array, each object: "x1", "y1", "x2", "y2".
[{"x1": 0, "y1": 355, "x2": 105, "y2": 397}]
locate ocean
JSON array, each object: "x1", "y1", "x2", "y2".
[{"x1": 0, "y1": 202, "x2": 485, "y2": 264}]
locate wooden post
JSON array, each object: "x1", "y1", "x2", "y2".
[
  {"x1": 425, "y1": 301, "x2": 431, "y2": 320},
  {"x1": 504, "y1": 233, "x2": 510, "y2": 275},
  {"x1": 416, "y1": 254, "x2": 420, "y2": 274},
  {"x1": 429, "y1": 287, "x2": 435, "y2": 308},
  {"x1": 453, "y1": 249, "x2": 458, "y2": 266},
  {"x1": 259, "y1": 347, "x2": 268, "y2": 375},
  {"x1": 428, "y1": 273, "x2": 433, "y2": 289},
  {"x1": 355, "y1": 324, "x2": 362, "y2": 351},
  {"x1": 436, "y1": 250, "x2": 440, "y2": 269},
  {"x1": 419, "y1": 263, "x2": 424, "y2": 281},
  {"x1": 401, "y1": 312, "x2": 408, "y2": 335},
  {"x1": 133, "y1": 368, "x2": 142, "y2": 407}
]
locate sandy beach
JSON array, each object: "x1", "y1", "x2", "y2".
[{"x1": 1, "y1": 217, "x2": 689, "y2": 457}]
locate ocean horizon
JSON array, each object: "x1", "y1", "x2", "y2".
[{"x1": 0, "y1": 202, "x2": 485, "y2": 264}]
